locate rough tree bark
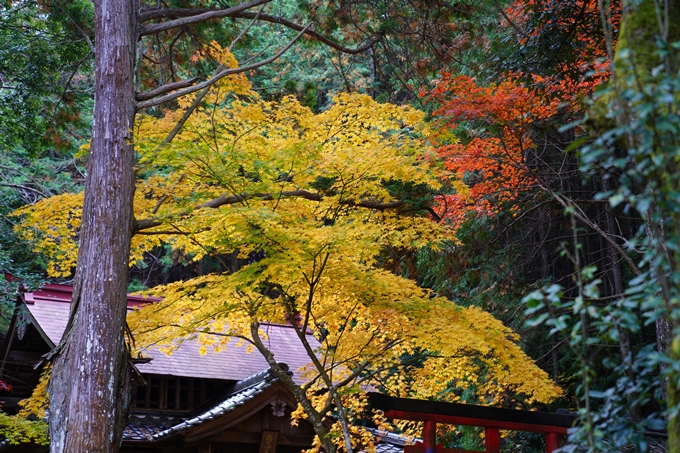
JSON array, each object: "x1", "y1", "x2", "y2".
[{"x1": 47, "y1": 0, "x2": 138, "y2": 451}]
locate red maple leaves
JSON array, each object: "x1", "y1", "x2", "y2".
[
  {"x1": 426, "y1": 74, "x2": 558, "y2": 228},
  {"x1": 0, "y1": 380, "x2": 12, "y2": 393},
  {"x1": 426, "y1": 0, "x2": 619, "y2": 229}
]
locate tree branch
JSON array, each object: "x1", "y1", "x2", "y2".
[
  {"x1": 138, "y1": 0, "x2": 272, "y2": 37},
  {"x1": 134, "y1": 190, "x2": 405, "y2": 232},
  {"x1": 136, "y1": 77, "x2": 199, "y2": 101},
  {"x1": 136, "y1": 24, "x2": 311, "y2": 109},
  {"x1": 491, "y1": 0, "x2": 529, "y2": 39},
  {"x1": 233, "y1": 11, "x2": 381, "y2": 54},
  {"x1": 139, "y1": 7, "x2": 380, "y2": 54},
  {"x1": 139, "y1": 7, "x2": 210, "y2": 22},
  {"x1": 538, "y1": 182, "x2": 643, "y2": 276},
  {"x1": 155, "y1": 2, "x2": 262, "y2": 146},
  {"x1": 0, "y1": 182, "x2": 48, "y2": 199},
  {"x1": 228, "y1": 4, "x2": 265, "y2": 52},
  {"x1": 248, "y1": 320, "x2": 335, "y2": 453}
]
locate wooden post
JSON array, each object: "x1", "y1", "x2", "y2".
[
  {"x1": 546, "y1": 432, "x2": 559, "y2": 453},
  {"x1": 423, "y1": 421, "x2": 437, "y2": 453},
  {"x1": 485, "y1": 427, "x2": 500, "y2": 453}
]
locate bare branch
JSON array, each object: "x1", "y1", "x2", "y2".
[
  {"x1": 537, "y1": 182, "x2": 642, "y2": 276},
  {"x1": 491, "y1": 0, "x2": 528, "y2": 39},
  {"x1": 136, "y1": 77, "x2": 199, "y2": 101},
  {"x1": 233, "y1": 11, "x2": 381, "y2": 54},
  {"x1": 155, "y1": 4, "x2": 263, "y2": 145},
  {"x1": 139, "y1": 7, "x2": 216, "y2": 22},
  {"x1": 51, "y1": 52, "x2": 93, "y2": 121},
  {"x1": 136, "y1": 24, "x2": 311, "y2": 110},
  {"x1": 0, "y1": 182, "x2": 48, "y2": 199},
  {"x1": 229, "y1": 4, "x2": 265, "y2": 51},
  {"x1": 55, "y1": 3, "x2": 94, "y2": 52},
  {"x1": 139, "y1": 0, "x2": 272, "y2": 37},
  {"x1": 197, "y1": 190, "x2": 403, "y2": 210},
  {"x1": 139, "y1": 7, "x2": 380, "y2": 54},
  {"x1": 135, "y1": 230, "x2": 194, "y2": 235}
]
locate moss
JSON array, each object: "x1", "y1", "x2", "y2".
[
  {"x1": 615, "y1": 0, "x2": 661, "y2": 71},
  {"x1": 588, "y1": 0, "x2": 680, "y2": 133},
  {"x1": 587, "y1": 83, "x2": 617, "y2": 135}
]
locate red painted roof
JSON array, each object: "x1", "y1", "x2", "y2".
[
  {"x1": 22, "y1": 284, "x2": 317, "y2": 384},
  {"x1": 23, "y1": 283, "x2": 161, "y2": 308}
]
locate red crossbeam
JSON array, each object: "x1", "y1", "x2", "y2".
[
  {"x1": 405, "y1": 447, "x2": 479, "y2": 453},
  {"x1": 383, "y1": 410, "x2": 569, "y2": 435}
]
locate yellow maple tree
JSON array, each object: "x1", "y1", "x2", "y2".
[{"x1": 14, "y1": 65, "x2": 561, "y2": 452}]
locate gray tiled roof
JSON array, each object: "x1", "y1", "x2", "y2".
[
  {"x1": 374, "y1": 441, "x2": 408, "y2": 453},
  {"x1": 365, "y1": 428, "x2": 415, "y2": 453},
  {"x1": 124, "y1": 414, "x2": 188, "y2": 441},
  {"x1": 150, "y1": 365, "x2": 287, "y2": 440},
  {"x1": 122, "y1": 367, "x2": 410, "y2": 453},
  {"x1": 623, "y1": 438, "x2": 667, "y2": 453},
  {"x1": 120, "y1": 365, "x2": 288, "y2": 442}
]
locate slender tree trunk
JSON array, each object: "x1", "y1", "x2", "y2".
[
  {"x1": 600, "y1": 174, "x2": 641, "y2": 419},
  {"x1": 538, "y1": 205, "x2": 560, "y2": 381},
  {"x1": 48, "y1": 0, "x2": 138, "y2": 451},
  {"x1": 249, "y1": 321, "x2": 337, "y2": 453}
]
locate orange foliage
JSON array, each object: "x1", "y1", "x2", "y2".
[
  {"x1": 428, "y1": 74, "x2": 558, "y2": 227},
  {"x1": 503, "y1": 0, "x2": 620, "y2": 107},
  {"x1": 428, "y1": 0, "x2": 620, "y2": 228}
]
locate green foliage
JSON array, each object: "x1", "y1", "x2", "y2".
[
  {"x1": 0, "y1": 0, "x2": 92, "y2": 276},
  {"x1": 0, "y1": 0, "x2": 94, "y2": 155},
  {"x1": 524, "y1": 273, "x2": 666, "y2": 452},
  {"x1": 413, "y1": 216, "x2": 523, "y2": 307},
  {"x1": 300, "y1": 0, "x2": 509, "y2": 105},
  {"x1": 526, "y1": 30, "x2": 680, "y2": 451}
]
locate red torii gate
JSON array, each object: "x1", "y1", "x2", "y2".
[{"x1": 368, "y1": 394, "x2": 576, "y2": 453}]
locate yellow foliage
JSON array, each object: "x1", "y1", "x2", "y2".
[
  {"x1": 18, "y1": 365, "x2": 50, "y2": 419},
  {"x1": 0, "y1": 366, "x2": 51, "y2": 446},
  {"x1": 12, "y1": 193, "x2": 82, "y2": 277},
  {"x1": 14, "y1": 78, "x2": 561, "y2": 448},
  {"x1": 0, "y1": 413, "x2": 48, "y2": 446}
]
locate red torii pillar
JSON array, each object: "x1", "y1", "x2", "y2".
[
  {"x1": 371, "y1": 394, "x2": 574, "y2": 453},
  {"x1": 485, "y1": 427, "x2": 500, "y2": 453},
  {"x1": 407, "y1": 420, "x2": 561, "y2": 453},
  {"x1": 423, "y1": 421, "x2": 437, "y2": 453}
]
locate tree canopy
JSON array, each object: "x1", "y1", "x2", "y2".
[{"x1": 14, "y1": 71, "x2": 561, "y2": 451}]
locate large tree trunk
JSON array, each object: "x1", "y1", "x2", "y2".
[{"x1": 47, "y1": 0, "x2": 138, "y2": 451}]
